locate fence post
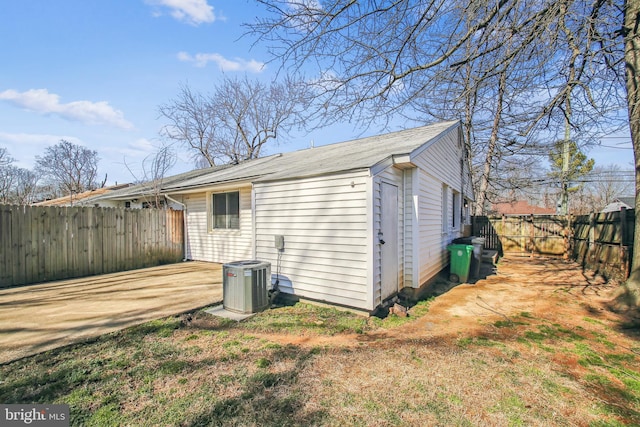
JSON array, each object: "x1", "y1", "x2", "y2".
[
  {"x1": 529, "y1": 214, "x2": 535, "y2": 258},
  {"x1": 563, "y1": 214, "x2": 571, "y2": 260},
  {"x1": 588, "y1": 212, "x2": 596, "y2": 263},
  {"x1": 501, "y1": 214, "x2": 506, "y2": 254}
]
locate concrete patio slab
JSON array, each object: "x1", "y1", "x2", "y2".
[{"x1": 0, "y1": 261, "x2": 222, "y2": 364}]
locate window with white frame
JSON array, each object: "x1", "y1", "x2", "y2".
[
  {"x1": 211, "y1": 191, "x2": 240, "y2": 230},
  {"x1": 452, "y1": 190, "x2": 460, "y2": 229},
  {"x1": 442, "y1": 184, "x2": 448, "y2": 233}
]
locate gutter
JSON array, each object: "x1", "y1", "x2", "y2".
[{"x1": 164, "y1": 194, "x2": 189, "y2": 261}]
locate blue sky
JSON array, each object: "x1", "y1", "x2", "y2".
[
  {"x1": 0, "y1": 0, "x2": 297, "y2": 184},
  {"x1": 0, "y1": 0, "x2": 634, "y2": 186}
]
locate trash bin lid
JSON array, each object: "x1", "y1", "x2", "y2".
[
  {"x1": 453, "y1": 236, "x2": 485, "y2": 246},
  {"x1": 452, "y1": 237, "x2": 473, "y2": 244},
  {"x1": 447, "y1": 244, "x2": 473, "y2": 252}
]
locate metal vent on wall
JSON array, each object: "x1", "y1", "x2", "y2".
[{"x1": 222, "y1": 260, "x2": 271, "y2": 314}]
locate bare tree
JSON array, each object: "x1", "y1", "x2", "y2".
[
  {"x1": 623, "y1": 0, "x2": 640, "y2": 304},
  {"x1": 589, "y1": 165, "x2": 634, "y2": 207},
  {"x1": 8, "y1": 167, "x2": 39, "y2": 205},
  {"x1": 412, "y1": 5, "x2": 555, "y2": 214},
  {"x1": 490, "y1": 155, "x2": 549, "y2": 206},
  {"x1": 131, "y1": 143, "x2": 177, "y2": 208},
  {"x1": 35, "y1": 140, "x2": 100, "y2": 204},
  {"x1": 0, "y1": 148, "x2": 10, "y2": 168},
  {"x1": 0, "y1": 148, "x2": 14, "y2": 202},
  {"x1": 250, "y1": 1, "x2": 569, "y2": 215},
  {"x1": 568, "y1": 165, "x2": 634, "y2": 213},
  {"x1": 250, "y1": 0, "x2": 640, "y2": 304},
  {"x1": 159, "y1": 84, "x2": 220, "y2": 168},
  {"x1": 213, "y1": 75, "x2": 310, "y2": 163},
  {"x1": 0, "y1": 148, "x2": 40, "y2": 205},
  {"x1": 159, "y1": 76, "x2": 310, "y2": 166}
]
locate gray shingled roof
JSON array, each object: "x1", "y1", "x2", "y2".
[
  {"x1": 93, "y1": 165, "x2": 228, "y2": 200},
  {"x1": 101, "y1": 121, "x2": 459, "y2": 199},
  {"x1": 259, "y1": 120, "x2": 458, "y2": 182}
]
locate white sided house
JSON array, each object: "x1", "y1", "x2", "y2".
[{"x1": 100, "y1": 121, "x2": 474, "y2": 311}]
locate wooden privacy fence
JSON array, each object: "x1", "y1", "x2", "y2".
[
  {"x1": 472, "y1": 209, "x2": 634, "y2": 281},
  {"x1": 0, "y1": 205, "x2": 184, "y2": 287},
  {"x1": 472, "y1": 215, "x2": 567, "y2": 255},
  {"x1": 572, "y1": 208, "x2": 634, "y2": 281}
]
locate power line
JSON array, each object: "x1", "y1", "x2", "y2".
[{"x1": 596, "y1": 144, "x2": 632, "y2": 149}]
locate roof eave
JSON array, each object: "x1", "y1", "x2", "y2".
[
  {"x1": 409, "y1": 121, "x2": 460, "y2": 159},
  {"x1": 392, "y1": 154, "x2": 416, "y2": 169},
  {"x1": 163, "y1": 177, "x2": 256, "y2": 194}
]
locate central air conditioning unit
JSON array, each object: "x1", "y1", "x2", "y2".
[{"x1": 222, "y1": 260, "x2": 271, "y2": 314}]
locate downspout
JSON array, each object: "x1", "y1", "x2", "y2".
[
  {"x1": 403, "y1": 169, "x2": 407, "y2": 290},
  {"x1": 165, "y1": 194, "x2": 188, "y2": 261}
]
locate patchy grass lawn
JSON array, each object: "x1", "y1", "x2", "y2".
[{"x1": 0, "y1": 296, "x2": 638, "y2": 426}]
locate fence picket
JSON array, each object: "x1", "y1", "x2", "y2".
[
  {"x1": 0, "y1": 205, "x2": 11, "y2": 285},
  {"x1": 0, "y1": 205, "x2": 184, "y2": 287},
  {"x1": 473, "y1": 210, "x2": 634, "y2": 281}
]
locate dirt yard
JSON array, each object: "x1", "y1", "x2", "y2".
[
  {"x1": 2, "y1": 254, "x2": 638, "y2": 425},
  {"x1": 251, "y1": 254, "x2": 635, "y2": 350}
]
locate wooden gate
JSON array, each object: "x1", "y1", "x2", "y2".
[
  {"x1": 472, "y1": 211, "x2": 633, "y2": 280},
  {"x1": 472, "y1": 215, "x2": 567, "y2": 255}
]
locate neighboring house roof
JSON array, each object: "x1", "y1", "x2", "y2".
[
  {"x1": 617, "y1": 196, "x2": 634, "y2": 208},
  {"x1": 602, "y1": 196, "x2": 635, "y2": 212},
  {"x1": 98, "y1": 121, "x2": 460, "y2": 200},
  {"x1": 491, "y1": 200, "x2": 556, "y2": 216},
  {"x1": 91, "y1": 165, "x2": 235, "y2": 202},
  {"x1": 34, "y1": 184, "x2": 132, "y2": 206}
]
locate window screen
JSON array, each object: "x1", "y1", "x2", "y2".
[{"x1": 212, "y1": 192, "x2": 240, "y2": 229}]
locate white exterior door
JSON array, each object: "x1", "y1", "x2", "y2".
[{"x1": 380, "y1": 182, "x2": 399, "y2": 302}]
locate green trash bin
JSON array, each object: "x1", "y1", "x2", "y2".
[{"x1": 447, "y1": 244, "x2": 473, "y2": 283}]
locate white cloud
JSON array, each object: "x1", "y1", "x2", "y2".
[
  {"x1": 116, "y1": 138, "x2": 156, "y2": 158},
  {"x1": 0, "y1": 132, "x2": 80, "y2": 147},
  {"x1": 177, "y1": 51, "x2": 265, "y2": 72},
  {"x1": 146, "y1": 0, "x2": 219, "y2": 25},
  {"x1": 0, "y1": 89, "x2": 134, "y2": 130}
]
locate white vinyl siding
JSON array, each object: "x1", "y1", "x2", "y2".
[
  {"x1": 410, "y1": 127, "x2": 468, "y2": 286},
  {"x1": 416, "y1": 170, "x2": 446, "y2": 284},
  {"x1": 182, "y1": 187, "x2": 253, "y2": 263},
  {"x1": 254, "y1": 171, "x2": 371, "y2": 310},
  {"x1": 403, "y1": 168, "x2": 416, "y2": 288}
]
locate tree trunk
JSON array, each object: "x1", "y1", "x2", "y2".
[
  {"x1": 475, "y1": 69, "x2": 507, "y2": 215},
  {"x1": 614, "y1": 0, "x2": 640, "y2": 310}
]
